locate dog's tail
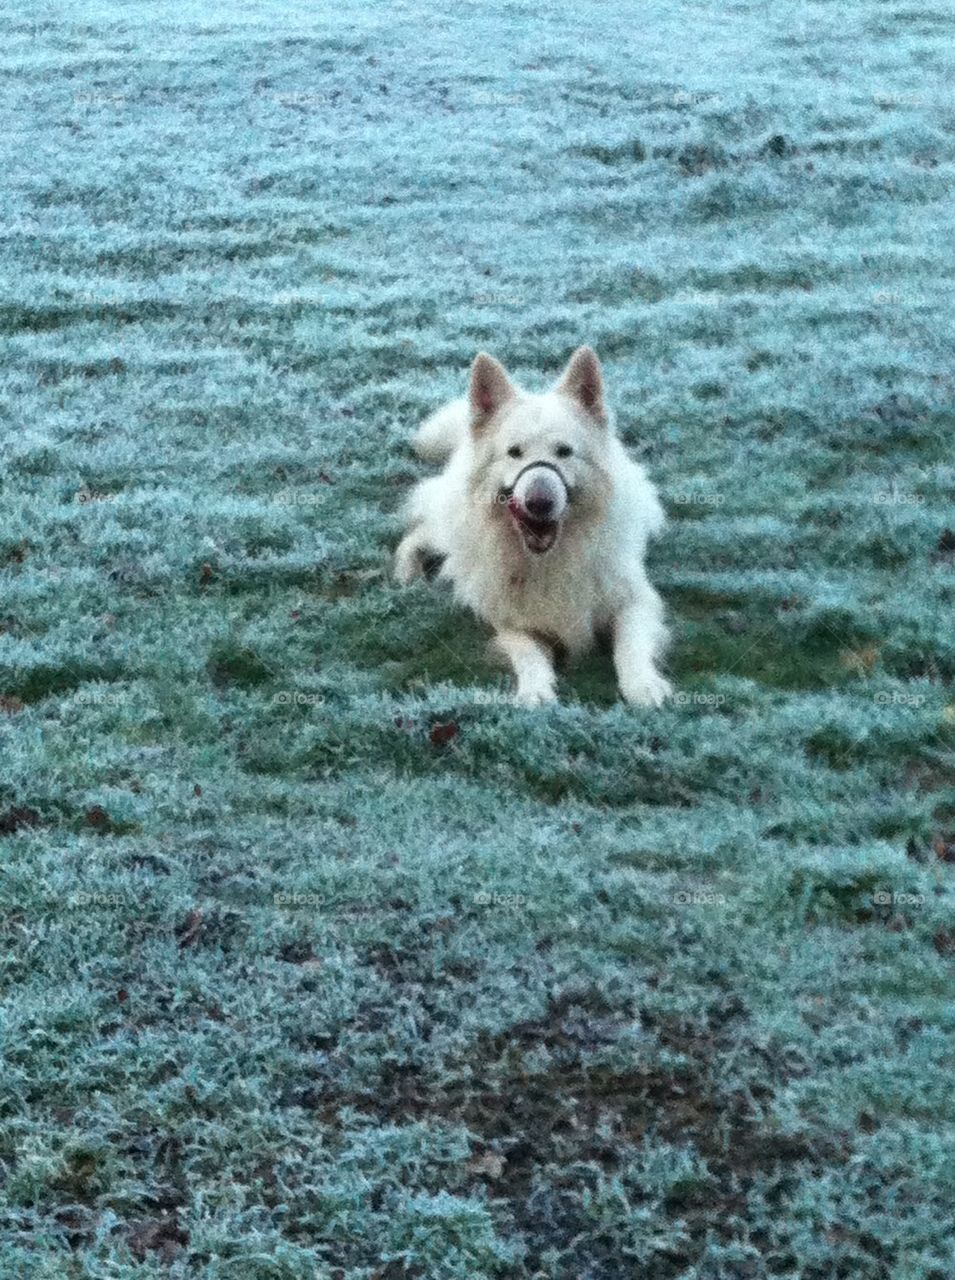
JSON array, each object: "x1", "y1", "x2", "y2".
[{"x1": 413, "y1": 397, "x2": 469, "y2": 463}]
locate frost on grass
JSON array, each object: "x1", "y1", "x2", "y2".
[{"x1": 1, "y1": 1, "x2": 953, "y2": 1277}]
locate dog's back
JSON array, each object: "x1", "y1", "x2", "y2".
[{"x1": 413, "y1": 397, "x2": 469, "y2": 462}]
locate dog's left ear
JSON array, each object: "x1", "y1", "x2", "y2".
[
  {"x1": 556, "y1": 346, "x2": 606, "y2": 424},
  {"x1": 469, "y1": 352, "x2": 515, "y2": 432}
]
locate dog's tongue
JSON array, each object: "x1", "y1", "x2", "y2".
[
  {"x1": 507, "y1": 496, "x2": 558, "y2": 553},
  {"x1": 507, "y1": 495, "x2": 535, "y2": 524}
]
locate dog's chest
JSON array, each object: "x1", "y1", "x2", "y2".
[{"x1": 463, "y1": 544, "x2": 606, "y2": 650}]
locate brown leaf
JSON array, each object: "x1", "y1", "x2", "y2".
[
  {"x1": 127, "y1": 1216, "x2": 189, "y2": 1263},
  {"x1": 468, "y1": 1151, "x2": 505, "y2": 1179},
  {"x1": 176, "y1": 910, "x2": 204, "y2": 948},
  {"x1": 0, "y1": 695, "x2": 24, "y2": 714},
  {"x1": 840, "y1": 646, "x2": 879, "y2": 675},
  {"x1": 85, "y1": 805, "x2": 110, "y2": 828},
  {"x1": 429, "y1": 721, "x2": 459, "y2": 748},
  {"x1": 932, "y1": 928, "x2": 954, "y2": 956},
  {"x1": 0, "y1": 805, "x2": 41, "y2": 835},
  {"x1": 933, "y1": 834, "x2": 954, "y2": 863}
]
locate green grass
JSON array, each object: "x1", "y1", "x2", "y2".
[{"x1": 1, "y1": 0, "x2": 954, "y2": 1277}]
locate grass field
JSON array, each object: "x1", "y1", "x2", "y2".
[{"x1": 2, "y1": 2, "x2": 954, "y2": 1276}]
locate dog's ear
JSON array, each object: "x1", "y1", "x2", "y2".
[
  {"x1": 556, "y1": 346, "x2": 606, "y2": 423},
  {"x1": 469, "y1": 353, "x2": 515, "y2": 431}
]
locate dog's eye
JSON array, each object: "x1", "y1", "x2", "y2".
[
  {"x1": 506, "y1": 445, "x2": 523, "y2": 459},
  {"x1": 555, "y1": 444, "x2": 573, "y2": 458}
]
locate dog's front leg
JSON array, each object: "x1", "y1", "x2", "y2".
[
  {"x1": 494, "y1": 630, "x2": 557, "y2": 707},
  {"x1": 612, "y1": 582, "x2": 672, "y2": 707},
  {"x1": 394, "y1": 529, "x2": 429, "y2": 584}
]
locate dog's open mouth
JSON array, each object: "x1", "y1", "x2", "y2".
[{"x1": 508, "y1": 502, "x2": 560, "y2": 554}]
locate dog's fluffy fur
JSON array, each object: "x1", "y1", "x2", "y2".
[{"x1": 395, "y1": 346, "x2": 672, "y2": 706}]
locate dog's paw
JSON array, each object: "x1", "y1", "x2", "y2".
[
  {"x1": 621, "y1": 670, "x2": 672, "y2": 708},
  {"x1": 514, "y1": 680, "x2": 557, "y2": 708},
  {"x1": 393, "y1": 542, "x2": 424, "y2": 585}
]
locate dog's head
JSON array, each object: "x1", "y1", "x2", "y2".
[{"x1": 466, "y1": 346, "x2": 614, "y2": 557}]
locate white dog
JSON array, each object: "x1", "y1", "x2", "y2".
[{"x1": 395, "y1": 346, "x2": 672, "y2": 707}]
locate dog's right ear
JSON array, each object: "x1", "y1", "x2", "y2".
[
  {"x1": 469, "y1": 353, "x2": 515, "y2": 432},
  {"x1": 556, "y1": 345, "x2": 606, "y2": 424}
]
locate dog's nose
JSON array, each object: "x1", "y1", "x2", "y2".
[
  {"x1": 512, "y1": 464, "x2": 568, "y2": 523},
  {"x1": 524, "y1": 488, "x2": 554, "y2": 519}
]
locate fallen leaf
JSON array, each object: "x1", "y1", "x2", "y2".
[
  {"x1": 429, "y1": 721, "x2": 459, "y2": 747},
  {"x1": 840, "y1": 646, "x2": 879, "y2": 675},
  {"x1": 934, "y1": 834, "x2": 954, "y2": 863},
  {"x1": 0, "y1": 806, "x2": 40, "y2": 835},
  {"x1": 176, "y1": 910, "x2": 204, "y2": 948},
  {"x1": 127, "y1": 1216, "x2": 189, "y2": 1263},
  {"x1": 932, "y1": 928, "x2": 954, "y2": 956},
  {"x1": 468, "y1": 1151, "x2": 505, "y2": 1178}
]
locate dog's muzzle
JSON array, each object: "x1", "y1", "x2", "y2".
[{"x1": 503, "y1": 462, "x2": 569, "y2": 555}]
